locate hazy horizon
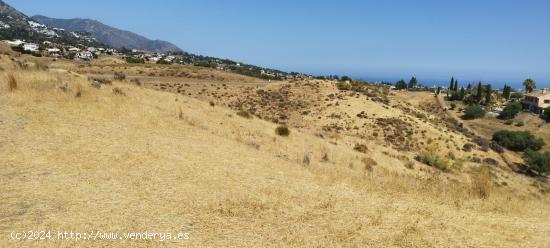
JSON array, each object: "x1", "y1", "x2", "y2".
[{"x1": 6, "y1": 0, "x2": 550, "y2": 87}]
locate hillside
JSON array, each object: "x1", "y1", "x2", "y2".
[
  {"x1": 32, "y1": 15, "x2": 182, "y2": 53},
  {"x1": 1, "y1": 50, "x2": 550, "y2": 247},
  {"x1": 0, "y1": 0, "x2": 100, "y2": 47}
]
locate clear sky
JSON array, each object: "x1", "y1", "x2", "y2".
[{"x1": 6, "y1": 0, "x2": 550, "y2": 87}]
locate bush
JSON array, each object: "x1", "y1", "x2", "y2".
[
  {"x1": 6, "y1": 73, "x2": 16, "y2": 91},
  {"x1": 523, "y1": 150, "x2": 550, "y2": 176},
  {"x1": 543, "y1": 108, "x2": 550, "y2": 122},
  {"x1": 492, "y1": 130, "x2": 545, "y2": 151},
  {"x1": 335, "y1": 82, "x2": 352, "y2": 90},
  {"x1": 126, "y1": 57, "x2": 144, "y2": 64},
  {"x1": 236, "y1": 110, "x2": 252, "y2": 119},
  {"x1": 515, "y1": 121, "x2": 524, "y2": 127},
  {"x1": 504, "y1": 120, "x2": 513, "y2": 125},
  {"x1": 463, "y1": 105, "x2": 485, "y2": 120},
  {"x1": 499, "y1": 102, "x2": 522, "y2": 120},
  {"x1": 114, "y1": 72, "x2": 126, "y2": 81},
  {"x1": 415, "y1": 152, "x2": 449, "y2": 172},
  {"x1": 353, "y1": 144, "x2": 368, "y2": 153},
  {"x1": 275, "y1": 125, "x2": 290, "y2": 136}
]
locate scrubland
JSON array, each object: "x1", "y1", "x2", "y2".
[{"x1": 1, "y1": 54, "x2": 550, "y2": 247}]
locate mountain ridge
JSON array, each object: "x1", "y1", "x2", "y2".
[{"x1": 32, "y1": 15, "x2": 182, "y2": 53}]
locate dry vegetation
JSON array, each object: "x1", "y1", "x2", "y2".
[{"x1": 1, "y1": 54, "x2": 550, "y2": 247}]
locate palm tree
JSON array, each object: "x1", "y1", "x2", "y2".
[{"x1": 523, "y1": 78, "x2": 536, "y2": 93}]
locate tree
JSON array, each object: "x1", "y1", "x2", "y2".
[
  {"x1": 476, "y1": 82, "x2": 483, "y2": 103},
  {"x1": 395, "y1": 80, "x2": 407, "y2": 90},
  {"x1": 502, "y1": 84, "x2": 511, "y2": 100},
  {"x1": 543, "y1": 108, "x2": 550, "y2": 122},
  {"x1": 485, "y1": 84, "x2": 492, "y2": 105},
  {"x1": 454, "y1": 80, "x2": 459, "y2": 91},
  {"x1": 459, "y1": 87, "x2": 465, "y2": 100},
  {"x1": 436, "y1": 87, "x2": 441, "y2": 95},
  {"x1": 523, "y1": 150, "x2": 550, "y2": 176},
  {"x1": 408, "y1": 76, "x2": 418, "y2": 89},
  {"x1": 492, "y1": 130, "x2": 545, "y2": 151},
  {"x1": 499, "y1": 102, "x2": 522, "y2": 120},
  {"x1": 449, "y1": 77, "x2": 455, "y2": 92},
  {"x1": 341, "y1": 75, "x2": 352, "y2": 82},
  {"x1": 463, "y1": 105, "x2": 485, "y2": 120},
  {"x1": 523, "y1": 78, "x2": 536, "y2": 93}
]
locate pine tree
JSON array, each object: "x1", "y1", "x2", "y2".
[
  {"x1": 454, "y1": 80, "x2": 459, "y2": 91},
  {"x1": 449, "y1": 77, "x2": 455, "y2": 91},
  {"x1": 408, "y1": 76, "x2": 418, "y2": 89},
  {"x1": 502, "y1": 84, "x2": 511, "y2": 100},
  {"x1": 476, "y1": 82, "x2": 483, "y2": 103},
  {"x1": 459, "y1": 87, "x2": 465, "y2": 100}
]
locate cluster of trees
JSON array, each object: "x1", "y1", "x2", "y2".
[
  {"x1": 395, "y1": 76, "x2": 418, "y2": 90},
  {"x1": 492, "y1": 130, "x2": 549, "y2": 175}
]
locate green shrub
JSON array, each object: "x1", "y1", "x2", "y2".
[
  {"x1": 499, "y1": 102, "x2": 522, "y2": 120},
  {"x1": 416, "y1": 152, "x2": 450, "y2": 172},
  {"x1": 275, "y1": 125, "x2": 290, "y2": 136},
  {"x1": 504, "y1": 120, "x2": 513, "y2": 125},
  {"x1": 543, "y1": 108, "x2": 550, "y2": 122},
  {"x1": 492, "y1": 130, "x2": 545, "y2": 151},
  {"x1": 523, "y1": 150, "x2": 550, "y2": 176},
  {"x1": 463, "y1": 105, "x2": 485, "y2": 120},
  {"x1": 515, "y1": 121, "x2": 524, "y2": 127}
]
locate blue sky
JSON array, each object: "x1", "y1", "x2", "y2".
[{"x1": 6, "y1": 0, "x2": 550, "y2": 87}]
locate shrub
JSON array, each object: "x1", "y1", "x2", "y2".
[
  {"x1": 236, "y1": 110, "x2": 252, "y2": 119},
  {"x1": 353, "y1": 144, "x2": 368, "y2": 153},
  {"x1": 504, "y1": 120, "x2": 513, "y2": 125},
  {"x1": 130, "y1": 78, "x2": 141, "y2": 86},
  {"x1": 275, "y1": 125, "x2": 290, "y2": 136},
  {"x1": 543, "y1": 108, "x2": 550, "y2": 122},
  {"x1": 471, "y1": 169, "x2": 492, "y2": 199},
  {"x1": 114, "y1": 72, "x2": 126, "y2": 81},
  {"x1": 498, "y1": 102, "x2": 522, "y2": 120},
  {"x1": 492, "y1": 130, "x2": 545, "y2": 151},
  {"x1": 462, "y1": 143, "x2": 474, "y2": 152},
  {"x1": 490, "y1": 142, "x2": 504, "y2": 153},
  {"x1": 463, "y1": 105, "x2": 485, "y2": 120},
  {"x1": 7, "y1": 73, "x2": 17, "y2": 91},
  {"x1": 415, "y1": 152, "x2": 450, "y2": 172},
  {"x1": 450, "y1": 103, "x2": 456, "y2": 110},
  {"x1": 335, "y1": 82, "x2": 352, "y2": 91},
  {"x1": 209, "y1": 101, "x2": 215, "y2": 107},
  {"x1": 515, "y1": 121, "x2": 524, "y2": 127},
  {"x1": 112, "y1": 87, "x2": 125, "y2": 96},
  {"x1": 523, "y1": 150, "x2": 550, "y2": 176}
]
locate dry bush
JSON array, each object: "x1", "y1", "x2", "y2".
[
  {"x1": 353, "y1": 144, "x2": 368, "y2": 153},
  {"x1": 362, "y1": 157, "x2": 378, "y2": 172},
  {"x1": 7, "y1": 73, "x2": 17, "y2": 91},
  {"x1": 236, "y1": 110, "x2": 252, "y2": 119},
  {"x1": 471, "y1": 169, "x2": 493, "y2": 199},
  {"x1": 303, "y1": 153, "x2": 311, "y2": 166},
  {"x1": 74, "y1": 84, "x2": 83, "y2": 98},
  {"x1": 114, "y1": 72, "x2": 126, "y2": 81},
  {"x1": 130, "y1": 78, "x2": 141, "y2": 86},
  {"x1": 112, "y1": 87, "x2": 125, "y2": 96}
]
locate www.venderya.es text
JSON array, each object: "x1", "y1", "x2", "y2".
[{"x1": 10, "y1": 230, "x2": 190, "y2": 242}]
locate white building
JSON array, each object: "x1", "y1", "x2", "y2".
[
  {"x1": 3, "y1": 39, "x2": 25, "y2": 46},
  {"x1": 75, "y1": 51, "x2": 94, "y2": 61},
  {"x1": 23, "y1": 43, "x2": 39, "y2": 52}
]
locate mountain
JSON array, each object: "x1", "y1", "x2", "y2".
[
  {"x1": 0, "y1": 0, "x2": 100, "y2": 46},
  {"x1": 32, "y1": 15, "x2": 182, "y2": 53}
]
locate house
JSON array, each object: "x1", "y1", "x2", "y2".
[
  {"x1": 523, "y1": 88, "x2": 550, "y2": 114},
  {"x1": 75, "y1": 51, "x2": 94, "y2": 61},
  {"x1": 47, "y1": 48, "x2": 61, "y2": 53},
  {"x1": 22, "y1": 43, "x2": 39, "y2": 52},
  {"x1": 3, "y1": 39, "x2": 24, "y2": 46},
  {"x1": 68, "y1": 47, "x2": 81, "y2": 52}
]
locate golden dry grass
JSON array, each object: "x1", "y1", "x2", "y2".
[{"x1": 1, "y1": 61, "x2": 550, "y2": 247}]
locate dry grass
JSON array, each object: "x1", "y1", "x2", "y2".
[
  {"x1": 6, "y1": 73, "x2": 16, "y2": 91},
  {"x1": 1, "y1": 63, "x2": 550, "y2": 247}
]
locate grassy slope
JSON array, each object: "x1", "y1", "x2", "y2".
[{"x1": 1, "y1": 63, "x2": 550, "y2": 247}]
